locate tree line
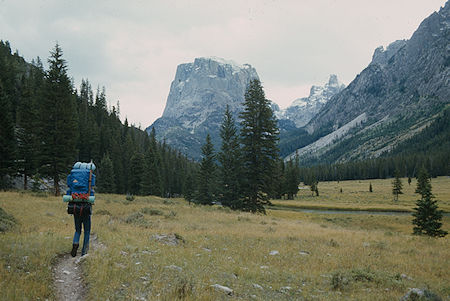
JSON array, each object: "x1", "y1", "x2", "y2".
[
  {"x1": 295, "y1": 151, "x2": 449, "y2": 185},
  {"x1": 291, "y1": 106, "x2": 450, "y2": 182},
  {"x1": 0, "y1": 40, "x2": 196, "y2": 197}
]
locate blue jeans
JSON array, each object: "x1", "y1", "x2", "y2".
[{"x1": 73, "y1": 214, "x2": 91, "y2": 255}]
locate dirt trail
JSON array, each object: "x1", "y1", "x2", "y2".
[{"x1": 53, "y1": 234, "x2": 102, "y2": 301}]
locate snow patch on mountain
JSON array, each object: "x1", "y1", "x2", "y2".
[{"x1": 274, "y1": 75, "x2": 345, "y2": 128}]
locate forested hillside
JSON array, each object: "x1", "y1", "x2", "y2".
[
  {"x1": 0, "y1": 40, "x2": 197, "y2": 196},
  {"x1": 296, "y1": 106, "x2": 450, "y2": 182}
]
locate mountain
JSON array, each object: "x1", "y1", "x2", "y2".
[
  {"x1": 146, "y1": 57, "x2": 259, "y2": 159},
  {"x1": 284, "y1": 2, "x2": 450, "y2": 163},
  {"x1": 274, "y1": 75, "x2": 345, "y2": 128}
]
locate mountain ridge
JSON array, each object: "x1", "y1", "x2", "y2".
[
  {"x1": 275, "y1": 74, "x2": 345, "y2": 128},
  {"x1": 284, "y1": 2, "x2": 450, "y2": 163}
]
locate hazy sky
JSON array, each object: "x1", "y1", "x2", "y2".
[{"x1": 0, "y1": 0, "x2": 446, "y2": 127}]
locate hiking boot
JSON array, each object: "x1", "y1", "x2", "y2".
[{"x1": 71, "y1": 243, "x2": 79, "y2": 257}]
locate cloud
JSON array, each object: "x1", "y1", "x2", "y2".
[{"x1": 0, "y1": 0, "x2": 446, "y2": 127}]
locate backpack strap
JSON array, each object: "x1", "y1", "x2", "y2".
[{"x1": 88, "y1": 169, "x2": 93, "y2": 196}]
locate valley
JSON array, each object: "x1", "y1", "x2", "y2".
[{"x1": 1, "y1": 177, "x2": 449, "y2": 300}]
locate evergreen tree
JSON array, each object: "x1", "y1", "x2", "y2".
[
  {"x1": 94, "y1": 86, "x2": 107, "y2": 124},
  {"x1": 284, "y1": 159, "x2": 299, "y2": 200},
  {"x1": 310, "y1": 180, "x2": 318, "y2": 196},
  {"x1": 97, "y1": 153, "x2": 115, "y2": 193},
  {"x1": 0, "y1": 81, "x2": 15, "y2": 189},
  {"x1": 77, "y1": 79, "x2": 100, "y2": 162},
  {"x1": 271, "y1": 159, "x2": 285, "y2": 199},
  {"x1": 38, "y1": 44, "x2": 78, "y2": 195},
  {"x1": 183, "y1": 172, "x2": 195, "y2": 204},
  {"x1": 239, "y1": 79, "x2": 279, "y2": 213},
  {"x1": 196, "y1": 134, "x2": 216, "y2": 205},
  {"x1": 392, "y1": 169, "x2": 403, "y2": 201},
  {"x1": 218, "y1": 106, "x2": 242, "y2": 209},
  {"x1": 412, "y1": 168, "x2": 447, "y2": 237},
  {"x1": 129, "y1": 152, "x2": 144, "y2": 195},
  {"x1": 16, "y1": 77, "x2": 37, "y2": 189},
  {"x1": 141, "y1": 129, "x2": 162, "y2": 196},
  {"x1": 16, "y1": 62, "x2": 44, "y2": 189}
]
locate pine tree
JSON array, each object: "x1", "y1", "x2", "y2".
[
  {"x1": 271, "y1": 159, "x2": 285, "y2": 199},
  {"x1": 16, "y1": 62, "x2": 44, "y2": 189},
  {"x1": 141, "y1": 129, "x2": 162, "y2": 196},
  {"x1": 38, "y1": 44, "x2": 78, "y2": 195},
  {"x1": 392, "y1": 169, "x2": 403, "y2": 201},
  {"x1": 310, "y1": 180, "x2": 318, "y2": 196},
  {"x1": 412, "y1": 168, "x2": 447, "y2": 237},
  {"x1": 284, "y1": 159, "x2": 299, "y2": 200},
  {"x1": 16, "y1": 76, "x2": 37, "y2": 189},
  {"x1": 129, "y1": 152, "x2": 144, "y2": 195},
  {"x1": 239, "y1": 79, "x2": 279, "y2": 213},
  {"x1": 196, "y1": 134, "x2": 216, "y2": 205},
  {"x1": 218, "y1": 106, "x2": 242, "y2": 209},
  {"x1": 183, "y1": 172, "x2": 195, "y2": 204},
  {"x1": 0, "y1": 81, "x2": 15, "y2": 189},
  {"x1": 97, "y1": 153, "x2": 115, "y2": 193},
  {"x1": 77, "y1": 79, "x2": 100, "y2": 162}
]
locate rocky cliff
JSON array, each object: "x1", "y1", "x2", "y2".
[{"x1": 146, "y1": 57, "x2": 259, "y2": 159}]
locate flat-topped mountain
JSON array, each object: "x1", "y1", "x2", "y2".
[{"x1": 146, "y1": 57, "x2": 259, "y2": 159}]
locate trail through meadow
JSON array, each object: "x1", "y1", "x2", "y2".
[{"x1": 53, "y1": 234, "x2": 101, "y2": 301}]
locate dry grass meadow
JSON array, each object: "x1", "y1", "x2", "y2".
[{"x1": 0, "y1": 177, "x2": 449, "y2": 300}]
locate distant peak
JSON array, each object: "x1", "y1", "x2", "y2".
[{"x1": 328, "y1": 74, "x2": 338, "y2": 84}]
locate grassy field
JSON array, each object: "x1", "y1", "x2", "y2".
[
  {"x1": 272, "y1": 177, "x2": 450, "y2": 212},
  {"x1": 0, "y1": 177, "x2": 449, "y2": 300}
]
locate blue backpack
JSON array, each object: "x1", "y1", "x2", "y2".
[{"x1": 63, "y1": 162, "x2": 96, "y2": 204}]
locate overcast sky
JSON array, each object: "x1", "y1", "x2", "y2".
[{"x1": 0, "y1": 0, "x2": 446, "y2": 127}]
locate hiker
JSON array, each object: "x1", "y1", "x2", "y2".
[{"x1": 63, "y1": 161, "x2": 96, "y2": 257}]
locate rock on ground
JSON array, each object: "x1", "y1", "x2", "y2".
[
  {"x1": 400, "y1": 288, "x2": 442, "y2": 301},
  {"x1": 211, "y1": 284, "x2": 233, "y2": 295}
]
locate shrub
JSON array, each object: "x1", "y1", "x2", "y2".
[
  {"x1": 141, "y1": 207, "x2": 163, "y2": 216},
  {"x1": 331, "y1": 272, "x2": 348, "y2": 290},
  {"x1": 124, "y1": 212, "x2": 150, "y2": 228},
  {"x1": 163, "y1": 199, "x2": 174, "y2": 205},
  {"x1": 164, "y1": 210, "x2": 177, "y2": 219},
  {"x1": 331, "y1": 268, "x2": 389, "y2": 290}
]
